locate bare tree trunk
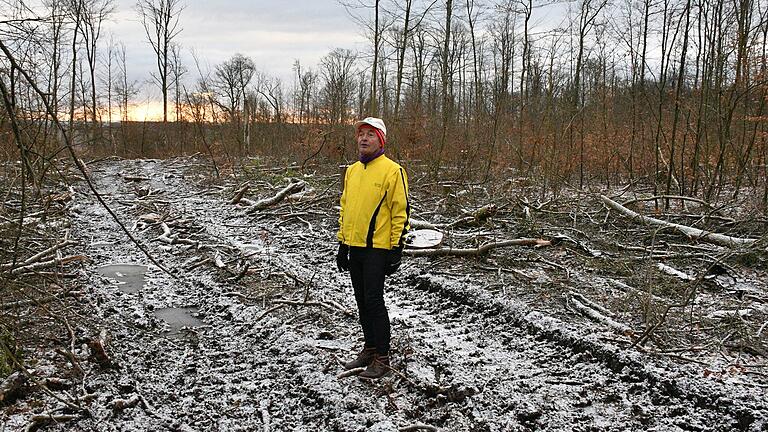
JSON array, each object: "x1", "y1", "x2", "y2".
[
  {"x1": 370, "y1": 0, "x2": 380, "y2": 115},
  {"x1": 519, "y1": 0, "x2": 532, "y2": 171},
  {"x1": 394, "y1": 0, "x2": 414, "y2": 119},
  {"x1": 137, "y1": 0, "x2": 183, "y2": 125},
  {"x1": 435, "y1": 0, "x2": 453, "y2": 175},
  {"x1": 665, "y1": 0, "x2": 691, "y2": 202}
]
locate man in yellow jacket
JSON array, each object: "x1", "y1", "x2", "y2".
[{"x1": 336, "y1": 117, "x2": 410, "y2": 379}]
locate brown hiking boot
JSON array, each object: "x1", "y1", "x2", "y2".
[
  {"x1": 344, "y1": 347, "x2": 376, "y2": 370},
  {"x1": 359, "y1": 355, "x2": 390, "y2": 379}
]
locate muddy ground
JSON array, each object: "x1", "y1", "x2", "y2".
[{"x1": 1, "y1": 156, "x2": 767, "y2": 431}]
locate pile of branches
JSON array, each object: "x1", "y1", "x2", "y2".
[{"x1": 0, "y1": 165, "x2": 91, "y2": 410}]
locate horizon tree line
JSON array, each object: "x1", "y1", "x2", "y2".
[{"x1": 1, "y1": 0, "x2": 767, "y2": 207}]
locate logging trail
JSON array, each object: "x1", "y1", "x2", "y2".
[{"x1": 1, "y1": 156, "x2": 766, "y2": 431}]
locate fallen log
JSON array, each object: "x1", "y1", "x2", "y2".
[
  {"x1": 410, "y1": 218, "x2": 439, "y2": 230},
  {"x1": 7, "y1": 255, "x2": 88, "y2": 276},
  {"x1": 247, "y1": 180, "x2": 306, "y2": 213},
  {"x1": 0, "y1": 240, "x2": 78, "y2": 271},
  {"x1": 405, "y1": 238, "x2": 550, "y2": 257},
  {"x1": 600, "y1": 195, "x2": 757, "y2": 248},
  {"x1": 409, "y1": 204, "x2": 498, "y2": 230}
]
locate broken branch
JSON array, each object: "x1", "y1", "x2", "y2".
[
  {"x1": 247, "y1": 180, "x2": 306, "y2": 212},
  {"x1": 600, "y1": 195, "x2": 757, "y2": 248}
]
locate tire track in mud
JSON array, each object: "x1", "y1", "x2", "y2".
[
  {"x1": 393, "y1": 274, "x2": 765, "y2": 430},
  {"x1": 67, "y1": 158, "x2": 764, "y2": 432}
]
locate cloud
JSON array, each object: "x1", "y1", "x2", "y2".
[{"x1": 106, "y1": 0, "x2": 367, "y2": 92}]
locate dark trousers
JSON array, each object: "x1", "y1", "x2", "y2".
[{"x1": 348, "y1": 246, "x2": 390, "y2": 356}]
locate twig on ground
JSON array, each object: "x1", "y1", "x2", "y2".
[
  {"x1": 399, "y1": 423, "x2": 439, "y2": 432},
  {"x1": 24, "y1": 413, "x2": 80, "y2": 432},
  {"x1": 336, "y1": 367, "x2": 366, "y2": 379}
]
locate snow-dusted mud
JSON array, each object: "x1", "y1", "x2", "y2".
[{"x1": 3, "y1": 157, "x2": 766, "y2": 431}]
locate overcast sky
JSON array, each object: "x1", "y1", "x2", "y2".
[{"x1": 106, "y1": 0, "x2": 367, "y2": 101}]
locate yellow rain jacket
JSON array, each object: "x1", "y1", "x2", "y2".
[{"x1": 337, "y1": 155, "x2": 410, "y2": 250}]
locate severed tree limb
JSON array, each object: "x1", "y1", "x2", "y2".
[
  {"x1": 410, "y1": 218, "x2": 439, "y2": 230},
  {"x1": 7, "y1": 255, "x2": 87, "y2": 276},
  {"x1": 607, "y1": 279, "x2": 670, "y2": 305},
  {"x1": 110, "y1": 394, "x2": 141, "y2": 411},
  {"x1": 405, "y1": 238, "x2": 551, "y2": 257},
  {"x1": 154, "y1": 223, "x2": 198, "y2": 247},
  {"x1": 600, "y1": 195, "x2": 757, "y2": 248},
  {"x1": 230, "y1": 184, "x2": 250, "y2": 204},
  {"x1": 247, "y1": 180, "x2": 306, "y2": 213},
  {"x1": 410, "y1": 204, "x2": 498, "y2": 230},
  {"x1": 10, "y1": 240, "x2": 78, "y2": 270},
  {"x1": 0, "y1": 240, "x2": 78, "y2": 271},
  {"x1": 620, "y1": 194, "x2": 718, "y2": 211},
  {"x1": 567, "y1": 292, "x2": 633, "y2": 335},
  {"x1": 399, "y1": 425, "x2": 439, "y2": 432},
  {"x1": 24, "y1": 413, "x2": 80, "y2": 432}
]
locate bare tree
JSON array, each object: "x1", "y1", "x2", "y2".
[
  {"x1": 212, "y1": 53, "x2": 255, "y2": 152},
  {"x1": 136, "y1": 0, "x2": 183, "y2": 124},
  {"x1": 254, "y1": 72, "x2": 284, "y2": 124},
  {"x1": 292, "y1": 60, "x2": 317, "y2": 124},
  {"x1": 571, "y1": 0, "x2": 607, "y2": 188},
  {"x1": 78, "y1": 0, "x2": 114, "y2": 127},
  {"x1": 319, "y1": 48, "x2": 357, "y2": 127},
  {"x1": 435, "y1": 0, "x2": 454, "y2": 173},
  {"x1": 169, "y1": 42, "x2": 186, "y2": 123},
  {"x1": 112, "y1": 41, "x2": 140, "y2": 153}
]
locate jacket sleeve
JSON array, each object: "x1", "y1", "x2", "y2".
[
  {"x1": 388, "y1": 166, "x2": 410, "y2": 248},
  {"x1": 337, "y1": 167, "x2": 349, "y2": 243}
]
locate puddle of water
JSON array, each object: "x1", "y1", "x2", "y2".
[
  {"x1": 97, "y1": 264, "x2": 147, "y2": 294},
  {"x1": 153, "y1": 307, "x2": 203, "y2": 337}
]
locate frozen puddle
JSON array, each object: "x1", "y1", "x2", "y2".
[
  {"x1": 153, "y1": 307, "x2": 203, "y2": 337},
  {"x1": 97, "y1": 264, "x2": 147, "y2": 294}
]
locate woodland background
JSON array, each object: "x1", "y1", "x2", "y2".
[{"x1": 0, "y1": 0, "x2": 766, "y2": 202}]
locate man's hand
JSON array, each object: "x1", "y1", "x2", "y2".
[
  {"x1": 385, "y1": 246, "x2": 403, "y2": 275},
  {"x1": 336, "y1": 243, "x2": 350, "y2": 272}
]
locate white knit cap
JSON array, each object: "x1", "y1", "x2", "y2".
[{"x1": 354, "y1": 117, "x2": 387, "y2": 137}]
